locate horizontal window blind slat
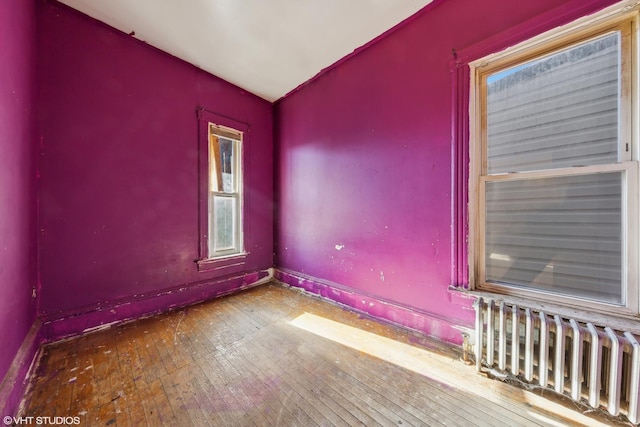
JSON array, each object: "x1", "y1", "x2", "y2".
[{"x1": 488, "y1": 76, "x2": 617, "y2": 113}]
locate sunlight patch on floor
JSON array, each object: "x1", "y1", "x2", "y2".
[
  {"x1": 289, "y1": 312, "x2": 610, "y2": 427},
  {"x1": 290, "y1": 312, "x2": 457, "y2": 382}
]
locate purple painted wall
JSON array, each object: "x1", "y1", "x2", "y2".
[
  {"x1": 36, "y1": 1, "x2": 273, "y2": 334},
  {"x1": 0, "y1": 0, "x2": 624, "y2": 413},
  {"x1": 0, "y1": 0, "x2": 38, "y2": 414},
  {"x1": 274, "y1": 0, "x2": 618, "y2": 341}
]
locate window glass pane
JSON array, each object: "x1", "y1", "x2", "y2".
[
  {"x1": 485, "y1": 172, "x2": 623, "y2": 304},
  {"x1": 205, "y1": 122, "x2": 243, "y2": 260},
  {"x1": 209, "y1": 134, "x2": 221, "y2": 192},
  {"x1": 219, "y1": 137, "x2": 235, "y2": 193},
  {"x1": 210, "y1": 194, "x2": 236, "y2": 252},
  {"x1": 486, "y1": 32, "x2": 620, "y2": 173}
]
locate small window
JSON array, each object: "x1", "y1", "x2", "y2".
[
  {"x1": 208, "y1": 124, "x2": 243, "y2": 258},
  {"x1": 470, "y1": 13, "x2": 638, "y2": 314}
]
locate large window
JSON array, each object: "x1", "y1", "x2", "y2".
[{"x1": 471, "y1": 13, "x2": 638, "y2": 314}]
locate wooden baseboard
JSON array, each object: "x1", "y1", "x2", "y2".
[
  {"x1": 40, "y1": 268, "x2": 273, "y2": 343},
  {"x1": 274, "y1": 268, "x2": 472, "y2": 345},
  {"x1": 0, "y1": 320, "x2": 42, "y2": 417}
]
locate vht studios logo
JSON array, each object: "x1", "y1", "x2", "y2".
[{"x1": 3, "y1": 416, "x2": 81, "y2": 425}]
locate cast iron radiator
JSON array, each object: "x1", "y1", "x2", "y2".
[{"x1": 474, "y1": 297, "x2": 640, "y2": 424}]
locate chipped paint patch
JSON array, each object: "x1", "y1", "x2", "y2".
[
  {"x1": 82, "y1": 321, "x2": 119, "y2": 334},
  {"x1": 335, "y1": 244, "x2": 344, "y2": 250}
]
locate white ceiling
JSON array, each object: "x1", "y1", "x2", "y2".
[{"x1": 58, "y1": 0, "x2": 433, "y2": 102}]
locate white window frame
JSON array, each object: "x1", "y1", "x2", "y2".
[
  {"x1": 208, "y1": 123, "x2": 244, "y2": 258},
  {"x1": 468, "y1": 3, "x2": 639, "y2": 316},
  {"x1": 196, "y1": 108, "x2": 248, "y2": 272}
]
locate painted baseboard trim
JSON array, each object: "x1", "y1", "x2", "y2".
[
  {"x1": 275, "y1": 268, "x2": 472, "y2": 345},
  {"x1": 0, "y1": 320, "x2": 42, "y2": 417},
  {"x1": 41, "y1": 268, "x2": 273, "y2": 343}
]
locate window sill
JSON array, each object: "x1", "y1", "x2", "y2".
[
  {"x1": 448, "y1": 285, "x2": 640, "y2": 335},
  {"x1": 197, "y1": 253, "x2": 248, "y2": 272}
]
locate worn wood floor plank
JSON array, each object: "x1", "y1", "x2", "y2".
[
  {"x1": 148, "y1": 379, "x2": 180, "y2": 426},
  {"x1": 229, "y1": 340, "x2": 350, "y2": 426},
  {"x1": 211, "y1": 306, "x2": 357, "y2": 425},
  {"x1": 215, "y1": 300, "x2": 450, "y2": 425},
  {"x1": 240, "y1": 321, "x2": 385, "y2": 425},
  {"x1": 192, "y1": 304, "x2": 316, "y2": 427},
  {"x1": 20, "y1": 282, "x2": 626, "y2": 426},
  {"x1": 288, "y1": 326, "x2": 498, "y2": 427},
  {"x1": 256, "y1": 339, "x2": 384, "y2": 426},
  {"x1": 159, "y1": 361, "x2": 203, "y2": 427},
  {"x1": 222, "y1": 346, "x2": 316, "y2": 426}
]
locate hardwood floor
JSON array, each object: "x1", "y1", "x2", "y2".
[{"x1": 20, "y1": 282, "x2": 625, "y2": 426}]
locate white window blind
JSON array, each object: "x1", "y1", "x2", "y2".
[
  {"x1": 486, "y1": 32, "x2": 621, "y2": 173},
  {"x1": 485, "y1": 172, "x2": 623, "y2": 303},
  {"x1": 479, "y1": 28, "x2": 632, "y2": 306}
]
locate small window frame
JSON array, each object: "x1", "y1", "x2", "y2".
[
  {"x1": 208, "y1": 125, "x2": 243, "y2": 258},
  {"x1": 196, "y1": 108, "x2": 248, "y2": 271}
]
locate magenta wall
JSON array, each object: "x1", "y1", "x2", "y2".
[
  {"x1": 37, "y1": 2, "x2": 273, "y2": 329},
  {"x1": 274, "y1": 0, "x2": 617, "y2": 340},
  {"x1": 0, "y1": 0, "x2": 38, "y2": 413}
]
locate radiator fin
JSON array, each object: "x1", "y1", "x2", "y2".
[{"x1": 474, "y1": 297, "x2": 640, "y2": 424}]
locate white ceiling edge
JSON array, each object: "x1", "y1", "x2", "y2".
[{"x1": 57, "y1": 0, "x2": 433, "y2": 102}]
